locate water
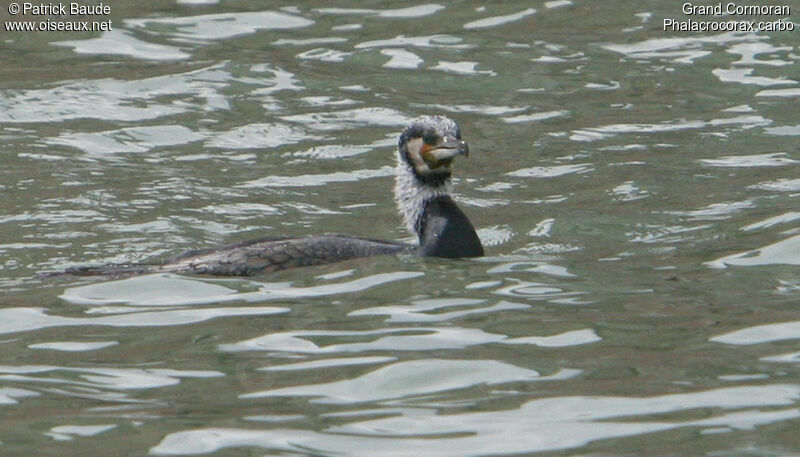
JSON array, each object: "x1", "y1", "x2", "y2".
[{"x1": 1, "y1": 1, "x2": 799, "y2": 455}]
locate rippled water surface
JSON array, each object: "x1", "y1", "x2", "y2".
[{"x1": 2, "y1": 1, "x2": 799, "y2": 455}]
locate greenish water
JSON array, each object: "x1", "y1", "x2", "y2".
[{"x1": 1, "y1": 1, "x2": 799, "y2": 456}]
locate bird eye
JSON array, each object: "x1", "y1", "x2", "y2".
[{"x1": 422, "y1": 134, "x2": 438, "y2": 145}]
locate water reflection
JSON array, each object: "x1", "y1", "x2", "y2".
[
  {"x1": 242, "y1": 359, "x2": 558, "y2": 403},
  {"x1": 47, "y1": 125, "x2": 204, "y2": 155},
  {"x1": 712, "y1": 320, "x2": 800, "y2": 345},
  {"x1": 0, "y1": 306, "x2": 288, "y2": 336},
  {"x1": 280, "y1": 107, "x2": 410, "y2": 130},
  {"x1": 350, "y1": 298, "x2": 529, "y2": 323},
  {"x1": 0, "y1": 365, "x2": 222, "y2": 391},
  {"x1": 60, "y1": 271, "x2": 424, "y2": 306},
  {"x1": 706, "y1": 234, "x2": 800, "y2": 268},
  {"x1": 151, "y1": 385, "x2": 800, "y2": 456},
  {"x1": 240, "y1": 166, "x2": 394, "y2": 188},
  {"x1": 463, "y1": 8, "x2": 537, "y2": 30},
  {"x1": 355, "y1": 34, "x2": 470, "y2": 49},
  {"x1": 314, "y1": 4, "x2": 445, "y2": 19},
  {"x1": 603, "y1": 32, "x2": 758, "y2": 63},
  {"x1": 0, "y1": 63, "x2": 238, "y2": 123},
  {"x1": 53, "y1": 29, "x2": 190, "y2": 60},
  {"x1": 45, "y1": 424, "x2": 117, "y2": 442},
  {"x1": 29, "y1": 341, "x2": 118, "y2": 352},
  {"x1": 222, "y1": 324, "x2": 598, "y2": 353},
  {"x1": 206, "y1": 122, "x2": 316, "y2": 150},
  {"x1": 125, "y1": 11, "x2": 314, "y2": 41},
  {"x1": 700, "y1": 152, "x2": 798, "y2": 167},
  {"x1": 569, "y1": 115, "x2": 770, "y2": 143}
]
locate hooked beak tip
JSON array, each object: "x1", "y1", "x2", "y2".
[
  {"x1": 459, "y1": 140, "x2": 469, "y2": 158},
  {"x1": 436, "y1": 137, "x2": 469, "y2": 159}
]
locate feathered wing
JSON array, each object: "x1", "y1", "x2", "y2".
[
  {"x1": 50, "y1": 236, "x2": 412, "y2": 277},
  {"x1": 162, "y1": 235, "x2": 412, "y2": 276}
]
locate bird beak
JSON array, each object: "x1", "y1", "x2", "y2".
[
  {"x1": 420, "y1": 136, "x2": 469, "y2": 169},
  {"x1": 434, "y1": 136, "x2": 469, "y2": 158}
]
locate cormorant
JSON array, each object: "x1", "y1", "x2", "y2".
[{"x1": 59, "y1": 115, "x2": 483, "y2": 277}]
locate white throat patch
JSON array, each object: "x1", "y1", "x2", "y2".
[{"x1": 393, "y1": 157, "x2": 451, "y2": 236}]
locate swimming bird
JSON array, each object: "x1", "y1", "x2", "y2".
[{"x1": 60, "y1": 115, "x2": 483, "y2": 277}]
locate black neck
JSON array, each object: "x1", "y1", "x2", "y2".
[
  {"x1": 414, "y1": 171, "x2": 451, "y2": 188},
  {"x1": 416, "y1": 195, "x2": 484, "y2": 258}
]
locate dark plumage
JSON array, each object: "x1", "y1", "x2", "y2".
[{"x1": 417, "y1": 196, "x2": 483, "y2": 258}]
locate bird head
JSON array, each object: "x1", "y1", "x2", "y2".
[{"x1": 397, "y1": 115, "x2": 469, "y2": 184}]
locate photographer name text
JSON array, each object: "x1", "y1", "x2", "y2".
[{"x1": 5, "y1": 2, "x2": 112, "y2": 32}]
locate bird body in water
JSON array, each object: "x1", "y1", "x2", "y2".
[{"x1": 60, "y1": 115, "x2": 483, "y2": 277}]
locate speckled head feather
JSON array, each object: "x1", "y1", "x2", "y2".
[
  {"x1": 394, "y1": 115, "x2": 467, "y2": 236},
  {"x1": 398, "y1": 115, "x2": 462, "y2": 150},
  {"x1": 397, "y1": 115, "x2": 463, "y2": 186}
]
